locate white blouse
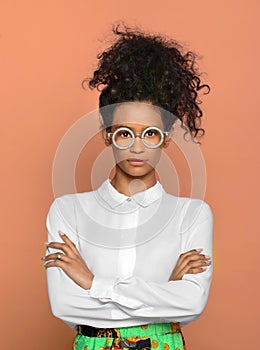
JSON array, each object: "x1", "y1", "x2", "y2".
[{"x1": 45, "y1": 178, "x2": 214, "y2": 331}]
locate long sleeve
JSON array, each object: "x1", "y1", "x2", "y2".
[
  {"x1": 45, "y1": 197, "x2": 126, "y2": 330},
  {"x1": 46, "y1": 196, "x2": 176, "y2": 329},
  {"x1": 88, "y1": 201, "x2": 214, "y2": 324},
  {"x1": 45, "y1": 193, "x2": 214, "y2": 328}
]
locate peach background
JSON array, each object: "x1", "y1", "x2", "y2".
[{"x1": 1, "y1": 0, "x2": 259, "y2": 349}]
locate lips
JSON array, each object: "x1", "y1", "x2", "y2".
[
  {"x1": 127, "y1": 158, "x2": 146, "y2": 163},
  {"x1": 127, "y1": 158, "x2": 147, "y2": 166}
]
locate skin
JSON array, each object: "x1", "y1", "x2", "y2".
[
  {"x1": 106, "y1": 101, "x2": 169, "y2": 195},
  {"x1": 43, "y1": 232, "x2": 94, "y2": 290},
  {"x1": 42, "y1": 101, "x2": 211, "y2": 288}
]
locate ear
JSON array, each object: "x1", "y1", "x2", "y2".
[
  {"x1": 163, "y1": 138, "x2": 170, "y2": 148},
  {"x1": 102, "y1": 129, "x2": 112, "y2": 146},
  {"x1": 162, "y1": 130, "x2": 173, "y2": 148}
]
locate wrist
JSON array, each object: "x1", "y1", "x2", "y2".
[{"x1": 80, "y1": 272, "x2": 94, "y2": 290}]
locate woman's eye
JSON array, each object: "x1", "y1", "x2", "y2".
[
  {"x1": 121, "y1": 131, "x2": 131, "y2": 138},
  {"x1": 146, "y1": 131, "x2": 155, "y2": 137}
]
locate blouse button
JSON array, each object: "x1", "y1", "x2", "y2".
[{"x1": 127, "y1": 198, "x2": 132, "y2": 201}]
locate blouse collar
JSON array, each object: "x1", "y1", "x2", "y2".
[{"x1": 96, "y1": 178, "x2": 166, "y2": 209}]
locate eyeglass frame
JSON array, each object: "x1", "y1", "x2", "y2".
[{"x1": 106, "y1": 126, "x2": 170, "y2": 149}]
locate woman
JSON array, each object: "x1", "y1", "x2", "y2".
[{"x1": 42, "y1": 23, "x2": 213, "y2": 350}]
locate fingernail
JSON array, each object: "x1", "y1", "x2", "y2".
[
  {"x1": 205, "y1": 255, "x2": 211, "y2": 259},
  {"x1": 58, "y1": 231, "x2": 65, "y2": 236},
  {"x1": 41, "y1": 256, "x2": 46, "y2": 260},
  {"x1": 44, "y1": 242, "x2": 49, "y2": 245},
  {"x1": 196, "y1": 248, "x2": 203, "y2": 252}
]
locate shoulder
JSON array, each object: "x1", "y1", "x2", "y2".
[
  {"x1": 180, "y1": 197, "x2": 214, "y2": 234},
  {"x1": 163, "y1": 192, "x2": 213, "y2": 228},
  {"x1": 182, "y1": 197, "x2": 213, "y2": 222},
  {"x1": 46, "y1": 190, "x2": 97, "y2": 237},
  {"x1": 47, "y1": 188, "x2": 97, "y2": 214},
  {"x1": 163, "y1": 192, "x2": 213, "y2": 217}
]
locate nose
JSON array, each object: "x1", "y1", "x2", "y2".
[{"x1": 130, "y1": 134, "x2": 145, "y2": 153}]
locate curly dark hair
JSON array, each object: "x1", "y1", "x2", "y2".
[{"x1": 82, "y1": 23, "x2": 210, "y2": 144}]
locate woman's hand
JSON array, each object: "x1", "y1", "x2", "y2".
[
  {"x1": 169, "y1": 249, "x2": 211, "y2": 281},
  {"x1": 42, "y1": 231, "x2": 94, "y2": 290}
]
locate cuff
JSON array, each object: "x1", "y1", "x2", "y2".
[
  {"x1": 89, "y1": 275, "x2": 147, "y2": 309},
  {"x1": 89, "y1": 275, "x2": 117, "y2": 300}
]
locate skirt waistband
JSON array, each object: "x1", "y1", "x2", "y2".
[{"x1": 77, "y1": 322, "x2": 181, "y2": 338}]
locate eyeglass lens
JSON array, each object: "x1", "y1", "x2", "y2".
[{"x1": 113, "y1": 127, "x2": 163, "y2": 148}]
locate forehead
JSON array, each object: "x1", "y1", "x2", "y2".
[{"x1": 112, "y1": 102, "x2": 163, "y2": 129}]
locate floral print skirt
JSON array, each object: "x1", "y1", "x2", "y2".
[{"x1": 73, "y1": 322, "x2": 186, "y2": 350}]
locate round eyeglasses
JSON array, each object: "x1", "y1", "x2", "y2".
[{"x1": 106, "y1": 126, "x2": 170, "y2": 149}]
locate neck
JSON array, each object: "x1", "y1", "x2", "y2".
[{"x1": 110, "y1": 165, "x2": 157, "y2": 196}]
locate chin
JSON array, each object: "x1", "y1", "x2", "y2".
[{"x1": 118, "y1": 162, "x2": 154, "y2": 177}]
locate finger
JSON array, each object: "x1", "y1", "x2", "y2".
[
  {"x1": 179, "y1": 252, "x2": 210, "y2": 268},
  {"x1": 43, "y1": 252, "x2": 70, "y2": 262},
  {"x1": 185, "y1": 260, "x2": 211, "y2": 272},
  {"x1": 58, "y1": 232, "x2": 78, "y2": 254},
  {"x1": 176, "y1": 250, "x2": 204, "y2": 274},
  {"x1": 175, "y1": 252, "x2": 210, "y2": 278},
  {"x1": 192, "y1": 259, "x2": 211, "y2": 267},
  {"x1": 186, "y1": 253, "x2": 211, "y2": 262},
  {"x1": 179, "y1": 249, "x2": 204, "y2": 261},
  {"x1": 178, "y1": 250, "x2": 201, "y2": 265},
  {"x1": 42, "y1": 259, "x2": 65, "y2": 268},
  {"x1": 188, "y1": 266, "x2": 209, "y2": 274},
  {"x1": 46, "y1": 242, "x2": 72, "y2": 256},
  {"x1": 181, "y1": 262, "x2": 210, "y2": 276}
]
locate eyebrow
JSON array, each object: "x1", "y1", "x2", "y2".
[{"x1": 113, "y1": 125, "x2": 152, "y2": 130}]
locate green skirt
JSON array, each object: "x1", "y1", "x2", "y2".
[{"x1": 73, "y1": 322, "x2": 186, "y2": 350}]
